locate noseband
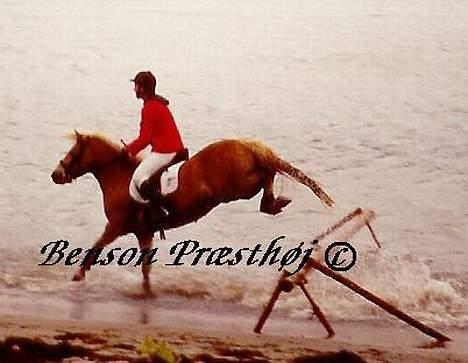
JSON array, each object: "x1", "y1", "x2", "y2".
[{"x1": 59, "y1": 139, "x2": 85, "y2": 179}]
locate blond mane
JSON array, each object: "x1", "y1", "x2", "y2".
[{"x1": 65, "y1": 131, "x2": 122, "y2": 152}]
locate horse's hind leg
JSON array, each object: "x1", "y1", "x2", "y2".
[{"x1": 260, "y1": 172, "x2": 291, "y2": 215}]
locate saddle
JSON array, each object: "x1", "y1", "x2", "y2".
[{"x1": 147, "y1": 148, "x2": 189, "y2": 192}]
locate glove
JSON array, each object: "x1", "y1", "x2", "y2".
[{"x1": 120, "y1": 146, "x2": 133, "y2": 162}]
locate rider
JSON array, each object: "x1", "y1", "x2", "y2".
[{"x1": 124, "y1": 71, "x2": 185, "y2": 225}]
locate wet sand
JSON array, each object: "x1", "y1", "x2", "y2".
[{"x1": 1, "y1": 303, "x2": 467, "y2": 362}]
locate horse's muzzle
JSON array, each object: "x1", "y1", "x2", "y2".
[{"x1": 51, "y1": 165, "x2": 72, "y2": 184}]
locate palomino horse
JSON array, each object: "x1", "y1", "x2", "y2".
[{"x1": 51, "y1": 131, "x2": 334, "y2": 290}]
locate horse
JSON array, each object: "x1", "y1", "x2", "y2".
[{"x1": 51, "y1": 131, "x2": 334, "y2": 291}]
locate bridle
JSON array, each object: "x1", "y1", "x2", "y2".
[
  {"x1": 59, "y1": 137, "x2": 86, "y2": 180},
  {"x1": 59, "y1": 135, "x2": 129, "y2": 181}
]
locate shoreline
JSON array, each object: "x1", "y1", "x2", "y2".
[{"x1": 1, "y1": 297, "x2": 467, "y2": 362}]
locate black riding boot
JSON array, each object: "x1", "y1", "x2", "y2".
[{"x1": 140, "y1": 179, "x2": 169, "y2": 229}]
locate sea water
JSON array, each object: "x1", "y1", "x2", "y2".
[{"x1": 0, "y1": 0, "x2": 467, "y2": 328}]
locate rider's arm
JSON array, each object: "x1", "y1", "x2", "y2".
[{"x1": 126, "y1": 108, "x2": 154, "y2": 156}]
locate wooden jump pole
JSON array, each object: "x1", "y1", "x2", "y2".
[
  {"x1": 306, "y1": 258, "x2": 451, "y2": 342},
  {"x1": 365, "y1": 221, "x2": 381, "y2": 249},
  {"x1": 309, "y1": 207, "x2": 380, "y2": 250},
  {"x1": 255, "y1": 208, "x2": 376, "y2": 335},
  {"x1": 294, "y1": 208, "x2": 377, "y2": 280},
  {"x1": 313, "y1": 207, "x2": 364, "y2": 243},
  {"x1": 254, "y1": 271, "x2": 290, "y2": 333},
  {"x1": 297, "y1": 282, "x2": 335, "y2": 338}
]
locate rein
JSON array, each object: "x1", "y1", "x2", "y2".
[{"x1": 60, "y1": 137, "x2": 130, "y2": 180}]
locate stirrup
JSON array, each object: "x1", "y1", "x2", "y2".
[{"x1": 149, "y1": 206, "x2": 168, "y2": 225}]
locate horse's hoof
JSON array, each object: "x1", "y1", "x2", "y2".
[
  {"x1": 260, "y1": 197, "x2": 292, "y2": 215},
  {"x1": 275, "y1": 196, "x2": 292, "y2": 210},
  {"x1": 143, "y1": 281, "x2": 156, "y2": 297},
  {"x1": 72, "y1": 272, "x2": 85, "y2": 281}
]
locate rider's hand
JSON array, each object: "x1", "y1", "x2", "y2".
[
  {"x1": 121, "y1": 147, "x2": 133, "y2": 162},
  {"x1": 120, "y1": 139, "x2": 137, "y2": 163}
]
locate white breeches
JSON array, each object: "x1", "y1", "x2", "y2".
[{"x1": 129, "y1": 152, "x2": 176, "y2": 203}]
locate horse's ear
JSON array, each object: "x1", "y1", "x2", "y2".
[
  {"x1": 74, "y1": 130, "x2": 90, "y2": 144},
  {"x1": 65, "y1": 130, "x2": 80, "y2": 142}
]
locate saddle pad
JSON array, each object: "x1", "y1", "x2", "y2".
[{"x1": 161, "y1": 163, "x2": 183, "y2": 195}]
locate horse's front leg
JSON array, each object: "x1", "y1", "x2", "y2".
[
  {"x1": 135, "y1": 232, "x2": 155, "y2": 294},
  {"x1": 72, "y1": 223, "x2": 122, "y2": 281}
]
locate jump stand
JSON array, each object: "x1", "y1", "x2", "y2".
[{"x1": 254, "y1": 208, "x2": 451, "y2": 342}]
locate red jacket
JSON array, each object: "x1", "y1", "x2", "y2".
[{"x1": 126, "y1": 99, "x2": 184, "y2": 156}]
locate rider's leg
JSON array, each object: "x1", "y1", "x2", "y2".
[
  {"x1": 129, "y1": 152, "x2": 176, "y2": 230},
  {"x1": 129, "y1": 152, "x2": 176, "y2": 203}
]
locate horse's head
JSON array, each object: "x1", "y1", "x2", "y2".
[{"x1": 51, "y1": 130, "x2": 126, "y2": 184}]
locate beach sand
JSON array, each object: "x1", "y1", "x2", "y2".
[{"x1": 1, "y1": 305, "x2": 467, "y2": 362}]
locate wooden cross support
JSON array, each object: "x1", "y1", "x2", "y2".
[
  {"x1": 305, "y1": 258, "x2": 451, "y2": 342},
  {"x1": 254, "y1": 208, "x2": 451, "y2": 343},
  {"x1": 255, "y1": 207, "x2": 376, "y2": 336}
]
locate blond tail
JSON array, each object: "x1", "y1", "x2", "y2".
[{"x1": 239, "y1": 140, "x2": 335, "y2": 207}]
